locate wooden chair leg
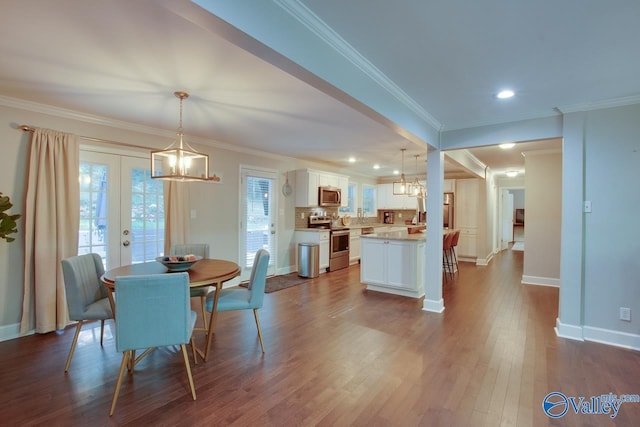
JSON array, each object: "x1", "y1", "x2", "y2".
[
  {"x1": 181, "y1": 344, "x2": 197, "y2": 401},
  {"x1": 64, "y1": 321, "x2": 83, "y2": 372},
  {"x1": 253, "y1": 309, "x2": 265, "y2": 353},
  {"x1": 110, "y1": 351, "x2": 131, "y2": 416}
]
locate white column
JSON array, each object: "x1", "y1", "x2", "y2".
[
  {"x1": 556, "y1": 112, "x2": 586, "y2": 340},
  {"x1": 423, "y1": 148, "x2": 444, "y2": 313}
]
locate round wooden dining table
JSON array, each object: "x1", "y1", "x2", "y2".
[{"x1": 101, "y1": 258, "x2": 241, "y2": 362}]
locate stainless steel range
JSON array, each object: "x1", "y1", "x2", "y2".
[
  {"x1": 308, "y1": 214, "x2": 350, "y2": 272},
  {"x1": 328, "y1": 226, "x2": 350, "y2": 271}
]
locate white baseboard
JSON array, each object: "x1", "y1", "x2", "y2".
[
  {"x1": 555, "y1": 319, "x2": 640, "y2": 351},
  {"x1": 422, "y1": 298, "x2": 445, "y2": 313},
  {"x1": 555, "y1": 318, "x2": 584, "y2": 341},
  {"x1": 476, "y1": 251, "x2": 495, "y2": 266},
  {"x1": 0, "y1": 323, "x2": 34, "y2": 343},
  {"x1": 583, "y1": 326, "x2": 640, "y2": 351},
  {"x1": 522, "y1": 275, "x2": 560, "y2": 287}
]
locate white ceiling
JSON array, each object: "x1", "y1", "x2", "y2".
[{"x1": 1, "y1": 0, "x2": 638, "y2": 179}]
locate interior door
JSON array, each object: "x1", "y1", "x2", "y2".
[
  {"x1": 79, "y1": 150, "x2": 164, "y2": 269},
  {"x1": 501, "y1": 190, "x2": 514, "y2": 249},
  {"x1": 240, "y1": 166, "x2": 277, "y2": 279}
]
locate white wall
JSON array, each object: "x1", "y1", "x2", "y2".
[
  {"x1": 582, "y1": 105, "x2": 640, "y2": 337},
  {"x1": 522, "y1": 151, "x2": 562, "y2": 286}
]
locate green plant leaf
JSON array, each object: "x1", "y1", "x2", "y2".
[{"x1": 0, "y1": 192, "x2": 21, "y2": 242}]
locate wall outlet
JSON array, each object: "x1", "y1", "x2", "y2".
[
  {"x1": 300, "y1": 212, "x2": 304, "y2": 219},
  {"x1": 619, "y1": 307, "x2": 631, "y2": 321}
]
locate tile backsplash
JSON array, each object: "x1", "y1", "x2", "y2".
[
  {"x1": 294, "y1": 207, "x2": 339, "y2": 228},
  {"x1": 294, "y1": 207, "x2": 418, "y2": 228}
]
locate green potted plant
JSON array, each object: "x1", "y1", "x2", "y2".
[{"x1": 0, "y1": 192, "x2": 21, "y2": 242}]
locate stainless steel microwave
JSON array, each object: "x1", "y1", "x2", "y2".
[{"x1": 318, "y1": 186, "x2": 341, "y2": 207}]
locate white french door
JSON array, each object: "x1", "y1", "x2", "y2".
[
  {"x1": 240, "y1": 166, "x2": 277, "y2": 280},
  {"x1": 79, "y1": 150, "x2": 165, "y2": 270}
]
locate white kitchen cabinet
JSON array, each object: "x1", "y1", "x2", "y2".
[
  {"x1": 377, "y1": 182, "x2": 423, "y2": 210},
  {"x1": 295, "y1": 230, "x2": 330, "y2": 272},
  {"x1": 456, "y1": 228, "x2": 477, "y2": 259},
  {"x1": 294, "y1": 169, "x2": 349, "y2": 207},
  {"x1": 319, "y1": 238, "x2": 329, "y2": 270},
  {"x1": 455, "y1": 178, "x2": 479, "y2": 259},
  {"x1": 349, "y1": 228, "x2": 361, "y2": 263},
  {"x1": 294, "y1": 169, "x2": 319, "y2": 207},
  {"x1": 360, "y1": 237, "x2": 425, "y2": 298},
  {"x1": 443, "y1": 179, "x2": 455, "y2": 193}
]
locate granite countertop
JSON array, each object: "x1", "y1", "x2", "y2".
[
  {"x1": 360, "y1": 230, "x2": 426, "y2": 241},
  {"x1": 295, "y1": 223, "x2": 425, "y2": 232}
]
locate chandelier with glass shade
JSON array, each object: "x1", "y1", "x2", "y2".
[{"x1": 151, "y1": 91, "x2": 209, "y2": 181}]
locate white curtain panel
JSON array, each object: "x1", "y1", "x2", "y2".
[
  {"x1": 20, "y1": 128, "x2": 79, "y2": 333},
  {"x1": 163, "y1": 180, "x2": 191, "y2": 255}
]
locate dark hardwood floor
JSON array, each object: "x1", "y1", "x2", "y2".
[{"x1": 2, "y1": 249, "x2": 639, "y2": 426}]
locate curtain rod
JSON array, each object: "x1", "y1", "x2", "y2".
[{"x1": 19, "y1": 124, "x2": 151, "y2": 151}]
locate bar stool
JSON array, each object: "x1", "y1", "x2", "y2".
[
  {"x1": 443, "y1": 232, "x2": 455, "y2": 282},
  {"x1": 449, "y1": 230, "x2": 460, "y2": 273}
]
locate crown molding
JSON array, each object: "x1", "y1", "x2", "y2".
[
  {"x1": 1, "y1": 94, "x2": 306, "y2": 163},
  {"x1": 273, "y1": 0, "x2": 441, "y2": 131},
  {"x1": 442, "y1": 109, "x2": 562, "y2": 132},
  {"x1": 0, "y1": 94, "x2": 175, "y2": 139},
  {"x1": 556, "y1": 94, "x2": 640, "y2": 114}
]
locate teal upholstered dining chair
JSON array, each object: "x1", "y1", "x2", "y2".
[
  {"x1": 205, "y1": 249, "x2": 270, "y2": 355},
  {"x1": 170, "y1": 243, "x2": 210, "y2": 331},
  {"x1": 110, "y1": 273, "x2": 197, "y2": 416},
  {"x1": 61, "y1": 253, "x2": 113, "y2": 372}
]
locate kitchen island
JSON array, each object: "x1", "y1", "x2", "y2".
[{"x1": 360, "y1": 230, "x2": 426, "y2": 298}]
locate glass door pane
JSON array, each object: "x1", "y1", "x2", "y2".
[
  {"x1": 79, "y1": 152, "x2": 120, "y2": 269},
  {"x1": 79, "y1": 151, "x2": 164, "y2": 269},
  {"x1": 121, "y1": 157, "x2": 165, "y2": 265},
  {"x1": 241, "y1": 167, "x2": 277, "y2": 279}
]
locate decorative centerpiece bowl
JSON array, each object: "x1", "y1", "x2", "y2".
[{"x1": 156, "y1": 255, "x2": 202, "y2": 272}]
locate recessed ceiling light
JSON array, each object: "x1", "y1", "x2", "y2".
[
  {"x1": 393, "y1": 169, "x2": 399, "y2": 175},
  {"x1": 505, "y1": 171, "x2": 518, "y2": 177},
  {"x1": 348, "y1": 157, "x2": 356, "y2": 163},
  {"x1": 373, "y1": 164, "x2": 380, "y2": 170},
  {"x1": 499, "y1": 143, "x2": 515, "y2": 149},
  {"x1": 496, "y1": 89, "x2": 515, "y2": 99}
]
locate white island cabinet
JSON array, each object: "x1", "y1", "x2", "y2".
[{"x1": 360, "y1": 231, "x2": 425, "y2": 298}]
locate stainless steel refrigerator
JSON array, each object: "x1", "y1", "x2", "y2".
[{"x1": 444, "y1": 192, "x2": 454, "y2": 229}]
